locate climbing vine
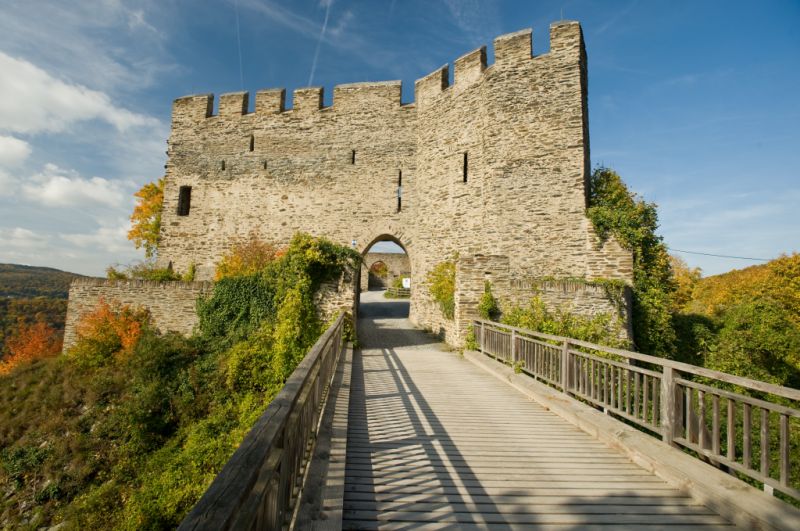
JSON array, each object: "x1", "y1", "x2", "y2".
[{"x1": 587, "y1": 167, "x2": 677, "y2": 357}]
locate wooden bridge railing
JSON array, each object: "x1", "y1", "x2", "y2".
[
  {"x1": 474, "y1": 319, "x2": 800, "y2": 502},
  {"x1": 179, "y1": 313, "x2": 346, "y2": 530}
]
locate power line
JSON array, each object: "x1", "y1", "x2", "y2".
[{"x1": 667, "y1": 248, "x2": 771, "y2": 262}]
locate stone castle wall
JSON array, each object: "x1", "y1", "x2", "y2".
[
  {"x1": 361, "y1": 252, "x2": 411, "y2": 291},
  {"x1": 63, "y1": 278, "x2": 213, "y2": 350},
  {"x1": 156, "y1": 21, "x2": 633, "y2": 345},
  {"x1": 64, "y1": 271, "x2": 357, "y2": 351},
  {"x1": 456, "y1": 255, "x2": 632, "y2": 342}
]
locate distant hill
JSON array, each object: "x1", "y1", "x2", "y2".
[{"x1": 0, "y1": 263, "x2": 85, "y2": 299}]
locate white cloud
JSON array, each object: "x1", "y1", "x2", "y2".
[
  {"x1": 61, "y1": 221, "x2": 134, "y2": 254},
  {"x1": 22, "y1": 163, "x2": 129, "y2": 208},
  {"x1": 0, "y1": 135, "x2": 31, "y2": 167},
  {"x1": 0, "y1": 0, "x2": 172, "y2": 93},
  {"x1": 0, "y1": 227, "x2": 50, "y2": 250},
  {"x1": 0, "y1": 52, "x2": 159, "y2": 135}
]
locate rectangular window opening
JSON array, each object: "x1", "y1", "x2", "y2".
[
  {"x1": 177, "y1": 186, "x2": 192, "y2": 216},
  {"x1": 249, "y1": 134, "x2": 255, "y2": 152},
  {"x1": 221, "y1": 160, "x2": 226, "y2": 171},
  {"x1": 351, "y1": 149, "x2": 356, "y2": 164},
  {"x1": 463, "y1": 152, "x2": 468, "y2": 183},
  {"x1": 397, "y1": 170, "x2": 403, "y2": 213}
]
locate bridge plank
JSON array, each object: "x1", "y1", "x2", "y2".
[{"x1": 340, "y1": 294, "x2": 733, "y2": 529}]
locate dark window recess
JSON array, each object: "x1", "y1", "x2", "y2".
[
  {"x1": 397, "y1": 170, "x2": 403, "y2": 212},
  {"x1": 463, "y1": 152, "x2": 468, "y2": 183},
  {"x1": 351, "y1": 150, "x2": 356, "y2": 164},
  {"x1": 249, "y1": 135, "x2": 255, "y2": 152},
  {"x1": 221, "y1": 160, "x2": 226, "y2": 171},
  {"x1": 263, "y1": 160, "x2": 267, "y2": 170},
  {"x1": 177, "y1": 186, "x2": 192, "y2": 216}
]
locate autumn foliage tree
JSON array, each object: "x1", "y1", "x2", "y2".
[
  {"x1": 215, "y1": 234, "x2": 285, "y2": 280},
  {"x1": 0, "y1": 320, "x2": 62, "y2": 375},
  {"x1": 128, "y1": 178, "x2": 164, "y2": 259},
  {"x1": 69, "y1": 299, "x2": 150, "y2": 367}
]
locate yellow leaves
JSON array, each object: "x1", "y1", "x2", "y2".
[
  {"x1": 214, "y1": 234, "x2": 284, "y2": 280},
  {"x1": 0, "y1": 320, "x2": 62, "y2": 375},
  {"x1": 670, "y1": 255, "x2": 702, "y2": 311},
  {"x1": 128, "y1": 178, "x2": 164, "y2": 259},
  {"x1": 71, "y1": 298, "x2": 151, "y2": 365}
]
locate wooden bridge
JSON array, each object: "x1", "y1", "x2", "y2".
[{"x1": 180, "y1": 291, "x2": 800, "y2": 530}]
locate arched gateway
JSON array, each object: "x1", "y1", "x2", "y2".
[{"x1": 155, "y1": 21, "x2": 632, "y2": 345}]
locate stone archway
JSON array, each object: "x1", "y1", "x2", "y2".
[
  {"x1": 367, "y1": 260, "x2": 389, "y2": 289},
  {"x1": 357, "y1": 233, "x2": 412, "y2": 317}
]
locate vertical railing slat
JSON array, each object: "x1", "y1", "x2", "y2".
[
  {"x1": 743, "y1": 403, "x2": 752, "y2": 469},
  {"x1": 712, "y1": 395, "x2": 721, "y2": 456},
  {"x1": 780, "y1": 414, "x2": 789, "y2": 486},
  {"x1": 760, "y1": 408, "x2": 769, "y2": 479}
]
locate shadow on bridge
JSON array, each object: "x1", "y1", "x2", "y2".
[{"x1": 341, "y1": 293, "x2": 733, "y2": 529}]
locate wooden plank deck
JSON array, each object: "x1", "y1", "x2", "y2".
[{"x1": 342, "y1": 292, "x2": 733, "y2": 530}]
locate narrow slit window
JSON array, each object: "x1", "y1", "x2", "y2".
[
  {"x1": 263, "y1": 160, "x2": 268, "y2": 170},
  {"x1": 221, "y1": 160, "x2": 226, "y2": 171},
  {"x1": 249, "y1": 134, "x2": 255, "y2": 152},
  {"x1": 351, "y1": 149, "x2": 356, "y2": 164},
  {"x1": 177, "y1": 186, "x2": 192, "y2": 216},
  {"x1": 397, "y1": 170, "x2": 402, "y2": 212},
  {"x1": 463, "y1": 152, "x2": 468, "y2": 183}
]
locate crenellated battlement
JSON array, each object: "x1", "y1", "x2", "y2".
[
  {"x1": 158, "y1": 19, "x2": 628, "y2": 349},
  {"x1": 171, "y1": 21, "x2": 583, "y2": 126}
]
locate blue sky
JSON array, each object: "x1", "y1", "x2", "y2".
[{"x1": 0, "y1": 0, "x2": 797, "y2": 276}]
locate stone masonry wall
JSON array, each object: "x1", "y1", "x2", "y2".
[
  {"x1": 64, "y1": 271, "x2": 357, "y2": 351},
  {"x1": 456, "y1": 255, "x2": 632, "y2": 344},
  {"x1": 156, "y1": 21, "x2": 633, "y2": 346},
  {"x1": 63, "y1": 278, "x2": 213, "y2": 350},
  {"x1": 360, "y1": 252, "x2": 411, "y2": 291}
]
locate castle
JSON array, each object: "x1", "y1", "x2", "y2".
[{"x1": 66, "y1": 21, "x2": 633, "y2": 347}]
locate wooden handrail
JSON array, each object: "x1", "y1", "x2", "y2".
[
  {"x1": 473, "y1": 318, "x2": 800, "y2": 501},
  {"x1": 179, "y1": 313, "x2": 346, "y2": 530},
  {"x1": 474, "y1": 319, "x2": 800, "y2": 402}
]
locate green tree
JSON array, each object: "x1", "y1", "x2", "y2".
[
  {"x1": 128, "y1": 178, "x2": 164, "y2": 259},
  {"x1": 587, "y1": 167, "x2": 677, "y2": 358}
]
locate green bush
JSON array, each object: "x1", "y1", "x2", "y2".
[
  {"x1": 502, "y1": 297, "x2": 628, "y2": 349},
  {"x1": 0, "y1": 233, "x2": 359, "y2": 529},
  {"x1": 427, "y1": 260, "x2": 455, "y2": 319},
  {"x1": 587, "y1": 167, "x2": 677, "y2": 357},
  {"x1": 478, "y1": 282, "x2": 500, "y2": 320}
]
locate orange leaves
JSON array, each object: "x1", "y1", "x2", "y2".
[
  {"x1": 215, "y1": 234, "x2": 285, "y2": 280},
  {"x1": 0, "y1": 320, "x2": 62, "y2": 375},
  {"x1": 128, "y1": 178, "x2": 164, "y2": 259},
  {"x1": 71, "y1": 298, "x2": 150, "y2": 365}
]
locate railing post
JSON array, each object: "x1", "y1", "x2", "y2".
[
  {"x1": 661, "y1": 366, "x2": 678, "y2": 446},
  {"x1": 560, "y1": 339, "x2": 570, "y2": 392},
  {"x1": 480, "y1": 321, "x2": 485, "y2": 353},
  {"x1": 510, "y1": 329, "x2": 516, "y2": 365}
]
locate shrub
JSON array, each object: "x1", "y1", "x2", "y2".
[
  {"x1": 106, "y1": 261, "x2": 183, "y2": 282},
  {"x1": 502, "y1": 297, "x2": 628, "y2": 349},
  {"x1": 215, "y1": 234, "x2": 284, "y2": 280},
  {"x1": 427, "y1": 259, "x2": 455, "y2": 319},
  {"x1": 0, "y1": 320, "x2": 62, "y2": 375},
  {"x1": 69, "y1": 299, "x2": 150, "y2": 367},
  {"x1": 478, "y1": 282, "x2": 500, "y2": 320},
  {"x1": 587, "y1": 167, "x2": 677, "y2": 357}
]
